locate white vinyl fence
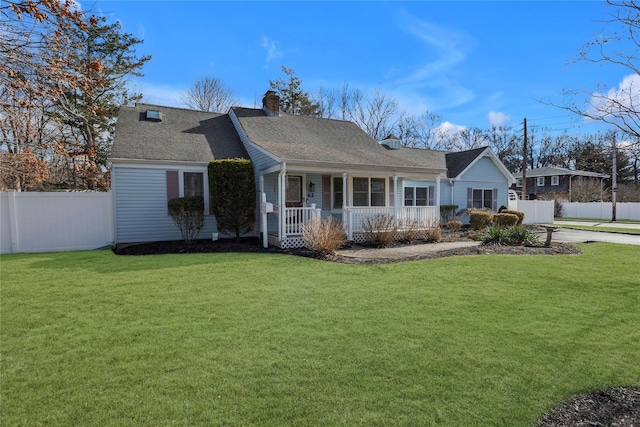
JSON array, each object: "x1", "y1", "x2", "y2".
[
  {"x1": 562, "y1": 202, "x2": 640, "y2": 221},
  {"x1": 1, "y1": 191, "x2": 113, "y2": 254},
  {"x1": 513, "y1": 200, "x2": 555, "y2": 224}
]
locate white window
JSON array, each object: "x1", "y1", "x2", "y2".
[
  {"x1": 537, "y1": 177, "x2": 545, "y2": 187},
  {"x1": 551, "y1": 176, "x2": 559, "y2": 186},
  {"x1": 472, "y1": 188, "x2": 494, "y2": 209},
  {"x1": 516, "y1": 178, "x2": 523, "y2": 188},
  {"x1": 404, "y1": 186, "x2": 433, "y2": 206},
  {"x1": 353, "y1": 177, "x2": 386, "y2": 207},
  {"x1": 333, "y1": 177, "x2": 343, "y2": 209},
  {"x1": 184, "y1": 172, "x2": 204, "y2": 197},
  {"x1": 166, "y1": 169, "x2": 209, "y2": 215}
]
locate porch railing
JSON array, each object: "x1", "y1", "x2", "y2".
[
  {"x1": 281, "y1": 206, "x2": 321, "y2": 237},
  {"x1": 344, "y1": 206, "x2": 440, "y2": 239}
]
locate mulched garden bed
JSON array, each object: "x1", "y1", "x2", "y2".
[
  {"x1": 113, "y1": 231, "x2": 582, "y2": 262},
  {"x1": 537, "y1": 387, "x2": 640, "y2": 427}
]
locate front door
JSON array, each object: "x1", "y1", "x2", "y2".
[{"x1": 286, "y1": 175, "x2": 303, "y2": 207}]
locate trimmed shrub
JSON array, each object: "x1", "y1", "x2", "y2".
[
  {"x1": 493, "y1": 213, "x2": 519, "y2": 227},
  {"x1": 301, "y1": 217, "x2": 346, "y2": 256},
  {"x1": 208, "y1": 159, "x2": 256, "y2": 241},
  {"x1": 469, "y1": 210, "x2": 493, "y2": 230},
  {"x1": 498, "y1": 205, "x2": 508, "y2": 213},
  {"x1": 500, "y1": 209, "x2": 525, "y2": 225},
  {"x1": 440, "y1": 204, "x2": 458, "y2": 222},
  {"x1": 168, "y1": 196, "x2": 205, "y2": 243},
  {"x1": 361, "y1": 214, "x2": 396, "y2": 247}
]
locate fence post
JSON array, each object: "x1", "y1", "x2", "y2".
[{"x1": 7, "y1": 191, "x2": 19, "y2": 253}]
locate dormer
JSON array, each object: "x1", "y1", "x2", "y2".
[{"x1": 381, "y1": 134, "x2": 401, "y2": 149}]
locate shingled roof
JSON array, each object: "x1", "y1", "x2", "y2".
[
  {"x1": 231, "y1": 107, "x2": 447, "y2": 172},
  {"x1": 444, "y1": 146, "x2": 488, "y2": 178},
  {"x1": 111, "y1": 103, "x2": 247, "y2": 163}
]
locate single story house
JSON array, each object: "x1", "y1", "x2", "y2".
[
  {"x1": 511, "y1": 166, "x2": 609, "y2": 201},
  {"x1": 110, "y1": 91, "x2": 515, "y2": 248}
]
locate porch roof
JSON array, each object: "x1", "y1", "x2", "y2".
[{"x1": 232, "y1": 107, "x2": 447, "y2": 173}]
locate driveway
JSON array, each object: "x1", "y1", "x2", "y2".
[{"x1": 549, "y1": 221, "x2": 640, "y2": 246}]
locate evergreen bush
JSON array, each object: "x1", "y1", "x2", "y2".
[
  {"x1": 469, "y1": 210, "x2": 493, "y2": 230},
  {"x1": 493, "y1": 213, "x2": 520, "y2": 227},
  {"x1": 208, "y1": 159, "x2": 256, "y2": 241}
]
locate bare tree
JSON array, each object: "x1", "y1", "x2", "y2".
[
  {"x1": 396, "y1": 111, "x2": 444, "y2": 149},
  {"x1": 349, "y1": 88, "x2": 398, "y2": 141},
  {"x1": 554, "y1": 0, "x2": 640, "y2": 138},
  {"x1": 180, "y1": 76, "x2": 237, "y2": 113}
]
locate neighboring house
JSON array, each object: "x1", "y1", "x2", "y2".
[
  {"x1": 511, "y1": 167, "x2": 609, "y2": 201},
  {"x1": 110, "y1": 91, "x2": 514, "y2": 248}
]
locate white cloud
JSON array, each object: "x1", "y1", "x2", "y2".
[
  {"x1": 488, "y1": 111, "x2": 511, "y2": 128},
  {"x1": 436, "y1": 121, "x2": 467, "y2": 136},
  {"x1": 261, "y1": 36, "x2": 283, "y2": 63},
  {"x1": 588, "y1": 73, "x2": 640, "y2": 121}
]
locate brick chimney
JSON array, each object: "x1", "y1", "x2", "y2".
[{"x1": 262, "y1": 90, "x2": 280, "y2": 116}]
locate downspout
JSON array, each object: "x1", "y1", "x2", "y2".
[{"x1": 450, "y1": 179, "x2": 455, "y2": 207}]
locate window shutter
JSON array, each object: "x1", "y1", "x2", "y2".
[
  {"x1": 389, "y1": 177, "x2": 395, "y2": 207},
  {"x1": 322, "y1": 175, "x2": 331, "y2": 209},
  {"x1": 467, "y1": 188, "x2": 473, "y2": 208},
  {"x1": 166, "y1": 170, "x2": 179, "y2": 201},
  {"x1": 492, "y1": 188, "x2": 498, "y2": 211},
  {"x1": 428, "y1": 186, "x2": 435, "y2": 206}
]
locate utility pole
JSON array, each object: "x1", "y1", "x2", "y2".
[
  {"x1": 521, "y1": 118, "x2": 527, "y2": 200},
  {"x1": 612, "y1": 132, "x2": 617, "y2": 222}
]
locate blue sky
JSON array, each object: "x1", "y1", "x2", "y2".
[{"x1": 85, "y1": 1, "x2": 632, "y2": 135}]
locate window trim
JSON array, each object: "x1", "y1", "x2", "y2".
[
  {"x1": 468, "y1": 187, "x2": 497, "y2": 211},
  {"x1": 167, "y1": 168, "x2": 210, "y2": 215},
  {"x1": 351, "y1": 176, "x2": 387, "y2": 207},
  {"x1": 403, "y1": 185, "x2": 434, "y2": 207},
  {"x1": 516, "y1": 178, "x2": 523, "y2": 188},
  {"x1": 537, "y1": 176, "x2": 545, "y2": 187},
  {"x1": 551, "y1": 175, "x2": 559, "y2": 186},
  {"x1": 332, "y1": 176, "x2": 343, "y2": 210}
]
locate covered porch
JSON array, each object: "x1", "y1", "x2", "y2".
[{"x1": 258, "y1": 164, "x2": 442, "y2": 249}]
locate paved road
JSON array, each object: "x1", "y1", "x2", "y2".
[{"x1": 548, "y1": 221, "x2": 640, "y2": 246}]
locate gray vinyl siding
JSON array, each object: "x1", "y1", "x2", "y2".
[{"x1": 113, "y1": 166, "x2": 218, "y2": 244}]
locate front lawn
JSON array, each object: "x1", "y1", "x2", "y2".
[{"x1": 2, "y1": 244, "x2": 639, "y2": 426}]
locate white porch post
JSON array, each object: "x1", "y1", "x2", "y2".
[
  {"x1": 278, "y1": 163, "x2": 286, "y2": 240},
  {"x1": 342, "y1": 172, "x2": 352, "y2": 240},
  {"x1": 392, "y1": 175, "x2": 398, "y2": 223},
  {"x1": 436, "y1": 175, "x2": 441, "y2": 206},
  {"x1": 260, "y1": 175, "x2": 268, "y2": 248}
]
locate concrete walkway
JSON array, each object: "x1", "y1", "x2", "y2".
[
  {"x1": 548, "y1": 221, "x2": 640, "y2": 246},
  {"x1": 335, "y1": 241, "x2": 481, "y2": 260},
  {"x1": 336, "y1": 221, "x2": 640, "y2": 260}
]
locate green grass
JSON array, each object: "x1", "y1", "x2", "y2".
[{"x1": 2, "y1": 245, "x2": 639, "y2": 426}]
